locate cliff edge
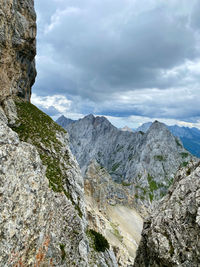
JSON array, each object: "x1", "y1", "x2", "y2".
[{"x1": 0, "y1": 0, "x2": 36, "y2": 101}]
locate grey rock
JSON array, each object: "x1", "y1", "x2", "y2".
[
  {"x1": 56, "y1": 115, "x2": 76, "y2": 128},
  {"x1": 64, "y1": 115, "x2": 195, "y2": 203},
  {"x1": 134, "y1": 160, "x2": 200, "y2": 266},
  {"x1": 136, "y1": 122, "x2": 200, "y2": 158},
  {"x1": 0, "y1": 0, "x2": 36, "y2": 101}
]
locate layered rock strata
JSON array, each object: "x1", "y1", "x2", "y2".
[{"x1": 0, "y1": 0, "x2": 36, "y2": 101}]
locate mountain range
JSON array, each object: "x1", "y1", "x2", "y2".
[{"x1": 56, "y1": 114, "x2": 195, "y2": 203}]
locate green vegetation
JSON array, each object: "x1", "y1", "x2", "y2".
[
  {"x1": 59, "y1": 244, "x2": 66, "y2": 261},
  {"x1": 154, "y1": 155, "x2": 166, "y2": 161},
  {"x1": 11, "y1": 98, "x2": 83, "y2": 218},
  {"x1": 135, "y1": 174, "x2": 173, "y2": 202},
  {"x1": 110, "y1": 222, "x2": 123, "y2": 242},
  {"x1": 88, "y1": 229, "x2": 109, "y2": 252},
  {"x1": 116, "y1": 144, "x2": 124, "y2": 152},
  {"x1": 111, "y1": 162, "x2": 121, "y2": 172},
  {"x1": 181, "y1": 161, "x2": 188, "y2": 167},
  {"x1": 180, "y1": 152, "x2": 189, "y2": 159},
  {"x1": 121, "y1": 181, "x2": 132, "y2": 187},
  {"x1": 128, "y1": 154, "x2": 133, "y2": 161},
  {"x1": 175, "y1": 138, "x2": 182, "y2": 147}
]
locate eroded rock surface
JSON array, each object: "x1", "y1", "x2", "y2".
[
  {"x1": 85, "y1": 160, "x2": 143, "y2": 266},
  {"x1": 0, "y1": 106, "x2": 89, "y2": 266},
  {"x1": 0, "y1": 0, "x2": 36, "y2": 100},
  {"x1": 134, "y1": 161, "x2": 200, "y2": 266},
  {"x1": 58, "y1": 115, "x2": 195, "y2": 203}
]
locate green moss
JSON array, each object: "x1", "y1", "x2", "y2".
[
  {"x1": 88, "y1": 229, "x2": 109, "y2": 252},
  {"x1": 11, "y1": 98, "x2": 83, "y2": 218},
  {"x1": 110, "y1": 222, "x2": 123, "y2": 242},
  {"x1": 121, "y1": 181, "x2": 132, "y2": 186},
  {"x1": 180, "y1": 152, "x2": 189, "y2": 159},
  {"x1": 59, "y1": 244, "x2": 66, "y2": 261},
  {"x1": 181, "y1": 161, "x2": 188, "y2": 167},
  {"x1": 175, "y1": 138, "x2": 182, "y2": 147},
  {"x1": 111, "y1": 162, "x2": 121, "y2": 172},
  {"x1": 154, "y1": 155, "x2": 166, "y2": 161}
]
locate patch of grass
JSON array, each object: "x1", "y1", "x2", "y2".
[
  {"x1": 11, "y1": 98, "x2": 83, "y2": 218},
  {"x1": 175, "y1": 138, "x2": 182, "y2": 147},
  {"x1": 121, "y1": 181, "x2": 132, "y2": 186},
  {"x1": 180, "y1": 152, "x2": 189, "y2": 159},
  {"x1": 88, "y1": 229, "x2": 109, "y2": 252},
  {"x1": 111, "y1": 162, "x2": 121, "y2": 172},
  {"x1": 154, "y1": 155, "x2": 166, "y2": 161},
  {"x1": 59, "y1": 244, "x2": 66, "y2": 261},
  {"x1": 181, "y1": 161, "x2": 188, "y2": 167},
  {"x1": 110, "y1": 222, "x2": 123, "y2": 242}
]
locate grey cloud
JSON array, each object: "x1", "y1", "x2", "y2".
[{"x1": 33, "y1": 0, "x2": 200, "y2": 124}]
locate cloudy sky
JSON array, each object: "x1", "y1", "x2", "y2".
[{"x1": 33, "y1": 0, "x2": 200, "y2": 129}]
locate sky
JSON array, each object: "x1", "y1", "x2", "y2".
[{"x1": 33, "y1": 0, "x2": 200, "y2": 129}]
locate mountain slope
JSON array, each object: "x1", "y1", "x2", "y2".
[
  {"x1": 59, "y1": 115, "x2": 194, "y2": 202},
  {"x1": 136, "y1": 122, "x2": 200, "y2": 158},
  {"x1": 134, "y1": 160, "x2": 200, "y2": 266}
]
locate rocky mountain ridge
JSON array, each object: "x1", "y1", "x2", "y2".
[
  {"x1": 134, "y1": 160, "x2": 200, "y2": 266},
  {"x1": 57, "y1": 114, "x2": 194, "y2": 203},
  {"x1": 136, "y1": 122, "x2": 200, "y2": 158}
]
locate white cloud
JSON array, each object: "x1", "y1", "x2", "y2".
[{"x1": 31, "y1": 93, "x2": 71, "y2": 113}]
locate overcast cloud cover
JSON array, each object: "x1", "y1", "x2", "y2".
[{"x1": 33, "y1": 0, "x2": 200, "y2": 128}]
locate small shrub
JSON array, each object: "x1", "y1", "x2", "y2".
[
  {"x1": 89, "y1": 229, "x2": 109, "y2": 252},
  {"x1": 181, "y1": 161, "x2": 188, "y2": 167},
  {"x1": 59, "y1": 244, "x2": 66, "y2": 261},
  {"x1": 154, "y1": 155, "x2": 165, "y2": 161},
  {"x1": 180, "y1": 152, "x2": 189, "y2": 159}
]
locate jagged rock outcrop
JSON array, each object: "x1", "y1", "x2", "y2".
[
  {"x1": 134, "y1": 160, "x2": 200, "y2": 266},
  {"x1": 136, "y1": 122, "x2": 200, "y2": 158},
  {"x1": 85, "y1": 160, "x2": 135, "y2": 210},
  {"x1": 57, "y1": 115, "x2": 194, "y2": 202},
  {"x1": 0, "y1": 0, "x2": 36, "y2": 101},
  {"x1": 85, "y1": 160, "x2": 143, "y2": 266},
  {"x1": 0, "y1": 104, "x2": 89, "y2": 266}
]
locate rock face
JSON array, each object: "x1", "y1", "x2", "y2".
[
  {"x1": 0, "y1": 97, "x2": 120, "y2": 266},
  {"x1": 136, "y1": 122, "x2": 200, "y2": 158},
  {"x1": 134, "y1": 160, "x2": 200, "y2": 266},
  {"x1": 58, "y1": 115, "x2": 194, "y2": 202},
  {"x1": 85, "y1": 160, "x2": 143, "y2": 266},
  {"x1": 85, "y1": 160, "x2": 135, "y2": 210},
  {"x1": 0, "y1": 0, "x2": 36, "y2": 101},
  {"x1": 0, "y1": 101, "x2": 89, "y2": 266},
  {"x1": 56, "y1": 115, "x2": 75, "y2": 128}
]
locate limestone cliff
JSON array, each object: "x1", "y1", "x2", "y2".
[
  {"x1": 58, "y1": 114, "x2": 195, "y2": 203},
  {"x1": 134, "y1": 160, "x2": 200, "y2": 266},
  {"x1": 0, "y1": 0, "x2": 36, "y2": 101}
]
